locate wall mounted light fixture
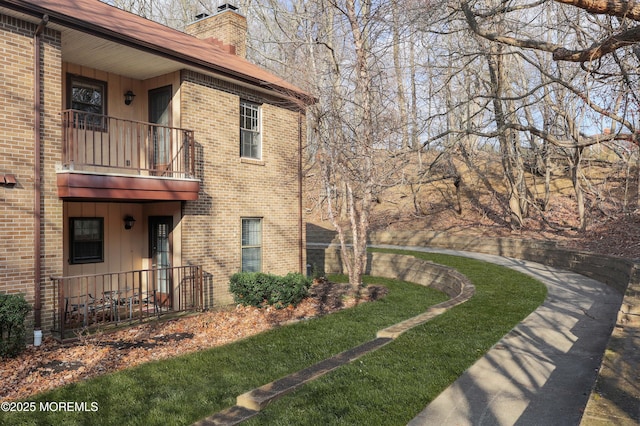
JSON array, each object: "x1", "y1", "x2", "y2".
[
  {"x1": 124, "y1": 90, "x2": 136, "y2": 105},
  {"x1": 123, "y1": 215, "x2": 136, "y2": 230}
]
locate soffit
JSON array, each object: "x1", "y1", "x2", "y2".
[
  {"x1": 0, "y1": 0, "x2": 311, "y2": 101},
  {"x1": 60, "y1": 27, "x2": 183, "y2": 80},
  {"x1": 0, "y1": 5, "x2": 181, "y2": 79}
]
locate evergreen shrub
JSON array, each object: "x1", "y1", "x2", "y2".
[
  {"x1": 229, "y1": 272, "x2": 312, "y2": 309},
  {"x1": 0, "y1": 293, "x2": 31, "y2": 358}
]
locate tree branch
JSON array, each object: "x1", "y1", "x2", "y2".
[
  {"x1": 553, "y1": 25, "x2": 640, "y2": 61},
  {"x1": 461, "y1": 121, "x2": 638, "y2": 149},
  {"x1": 553, "y1": 0, "x2": 640, "y2": 22},
  {"x1": 461, "y1": 2, "x2": 563, "y2": 54},
  {"x1": 462, "y1": 0, "x2": 640, "y2": 62}
]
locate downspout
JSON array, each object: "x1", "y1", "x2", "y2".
[
  {"x1": 33, "y1": 15, "x2": 49, "y2": 336},
  {"x1": 298, "y1": 111, "x2": 304, "y2": 275}
]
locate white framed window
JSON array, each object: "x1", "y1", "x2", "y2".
[
  {"x1": 240, "y1": 100, "x2": 261, "y2": 159},
  {"x1": 241, "y1": 218, "x2": 262, "y2": 272}
]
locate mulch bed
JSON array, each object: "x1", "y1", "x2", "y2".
[{"x1": 0, "y1": 280, "x2": 386, "y2": 402}]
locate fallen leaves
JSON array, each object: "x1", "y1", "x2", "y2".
[{"x1": 0, "y1": 280, "x2": 370, "y2": 402}]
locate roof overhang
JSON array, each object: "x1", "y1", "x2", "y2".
[{"x1": 0, "y1": 0, "x2": 315, "y2": 105}]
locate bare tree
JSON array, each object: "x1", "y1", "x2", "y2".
[
  {"x1": 461, "y1": 0, "x2": 640, "y2": 62},
  {"x1": 105, "y1": 0, "x2": 640, "y2": 241},
  {"x1": 456, "y1": 0, "x2": 640, "y2": 225},
  {"x1": 391, "y1": 0, "x2": 410, "y2": 149},
  {"x1": 316, "y1": 0, "x2": 391, "y2": 293},
  {"x1": 102, "y1": 0, "x2": 220, "y2": 28}
]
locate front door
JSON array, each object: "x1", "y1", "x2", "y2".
[
  {"x1": 149, "y1": 216, "x2": 172, "y2": 310},
  {"x1": 148, "y1": 86, "x2": 172, "y2": 175}
]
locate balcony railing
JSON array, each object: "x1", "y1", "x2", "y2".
[
  {"x1": 50, "y1": 265, "x2": 203, "y2": 340},
  {"x1": 62, "y1": 109, "x2": 196, "y2": 179}
]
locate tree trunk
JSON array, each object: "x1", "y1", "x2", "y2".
[
  {"x1": 636, "y1": 147, "x2": 640, "y2": 209},
  {"x1": 544, "y1": 141, "x2": 551, "y2": 210},
  {"x1": 391, "y1": 0, "x2": 409, "y2": 149},
  {"x1": 571, "y1": 147, "x2": 586, "y2": 230},
  {"x1": 485, "y1": 48, "x2": 524, "y2": 228}
]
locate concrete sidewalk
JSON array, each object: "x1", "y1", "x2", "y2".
[
  {"x1": 383, "y1": 246, "x2": 624, "y2": 426},
  {"x1": 196, "y1": 246, "x2": 625, "y2": 425}
]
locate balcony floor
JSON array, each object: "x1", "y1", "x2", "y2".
[{"x1": 57, "y1": 171, "x2": 200, "y2": 201}]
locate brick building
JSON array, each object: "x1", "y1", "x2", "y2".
[{"x1": 0, "y1": 0, "x2": 311, "y2": 340}]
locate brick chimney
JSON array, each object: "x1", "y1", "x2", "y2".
[{"x1": 186, "y1": 4, "x2": 247, "y2": 58}]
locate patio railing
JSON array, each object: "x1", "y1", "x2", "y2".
[
  {"x1": 50, "y1": 265, "x2": 203, "y2": 339},
  {"x1": 61, "y1": 109, "x2": 196, "y2": 179}
]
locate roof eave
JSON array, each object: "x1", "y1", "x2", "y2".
[{"x1": 0, "y1": 0, "x2": 315, "y2": 105}]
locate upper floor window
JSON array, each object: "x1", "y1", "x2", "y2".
[
  {"x1": 67, "y1": 75, "x2": 107, "y2": 130},
  {"x1": 69, "y1": 218, "x2": 104, "y2": 264},
  {"x1": 240, "y1": 100, "x2": 261, "y2": 159}
]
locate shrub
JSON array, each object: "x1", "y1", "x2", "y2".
[
  {"x1": 311, "y1": 263, "x2": 326, "y2": 280},
  {"x1": 229, "y1": 272, "x2": 272, "y2": 308},
  {"x1": 229, "y1": 272, "x2": 312, "y2": 309},
  {"x1": 0, "y1": 293, "x2": 32, "y2": 358}
]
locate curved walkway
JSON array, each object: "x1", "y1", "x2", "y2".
[
  {"x1": 381, "y1": 246, "x2": 624, "y2": 426},
  {"x1": 196, "y1": 246, "x2": 623, "y2": 425}
]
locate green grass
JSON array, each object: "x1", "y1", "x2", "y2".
[
  {"x1": 1, "y1": 250, "x2": 546, "y2": 426},
  {"x1": 243, "y1": 249, "x2": 547, "y2": 425},
  {"x1": 0, "y1": 275, "x2": 447, "y2": 426}
]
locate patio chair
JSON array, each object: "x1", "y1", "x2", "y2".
[
  {"x1": 64, "y1": 294, "x2": 96, "y2": 327},
  {"x1": 141, "y1": 290, "x2": 171, "y2": 315},
  {"x1": 153, "y1": 291, "x2": 171, "y2": 313}
]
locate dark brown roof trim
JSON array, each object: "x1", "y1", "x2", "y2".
[{"x1": 0, "y1": 0, "x2": 314, "y2": 104}]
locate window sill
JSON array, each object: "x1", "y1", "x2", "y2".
[{"x1": 240, "y1": 158, "x2": 265, "y2": 166}]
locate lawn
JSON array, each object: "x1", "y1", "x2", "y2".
[
  {"x1": 244, "y1": 249, "x2": 547, "y2": 425},
  {"x1": 0, "y1": 250, "x2": 546, "y2": 426}
]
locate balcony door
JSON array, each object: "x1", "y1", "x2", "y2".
[
  {"x1": 149, "y1": 216, "x2": 172, "y2": 309},
  {"x1": 149, "y1": 86, "x2": 172, "y2": 175}
]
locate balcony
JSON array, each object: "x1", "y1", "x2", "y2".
[
  {"x1": 57, "y1": 110, "x2": 200, "y2": 201},
  {"x1": 50, "y1": 265, "x2": 203, "y2": 340}
]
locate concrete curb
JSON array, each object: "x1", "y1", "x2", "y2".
[
  {"x1": 307, "y1": 229, "x2": 640, "y2": 424},
  {"x1": 392, "y1": 246, "x2": 622, "y2": 426},
  {"x1": 192, "y1": 253, "x2": 474, "y2": 425},
  {"x1": 236, "y1": 337, "x2": 394, "y2": 411}
]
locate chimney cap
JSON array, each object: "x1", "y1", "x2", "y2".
[
  {"x1": 217, "y1": 3, "x2": 239, "y2": 13},
  {"x1": 194, "y1": 12, "x2": 209, "y2": 20}
]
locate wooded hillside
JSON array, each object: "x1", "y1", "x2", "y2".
[{"x1": 305, "y1": 146, "x2": 640, "y2": 259}]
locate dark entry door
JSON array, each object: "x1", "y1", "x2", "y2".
[
  {"x1": 148, "y1": 86, "x2": 172, "y2": 175},
  {"x1": 149, "y1": 216, "x2": 172, "y2": 309}
]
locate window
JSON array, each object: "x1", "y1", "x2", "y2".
[
  {"x1": 67, "y1": 75, "x2": 107, "y2": 130},
  {"x1": 241, "y1": 218, "x2": 262, "y2": 272},
  {"x1": 240, "y1": 100, "x2": 261, "y2": 159},
  {"x1": 69, "y1": 218, "x2": 104, "y2": 264}
]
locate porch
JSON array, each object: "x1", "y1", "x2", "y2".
[
  {"x1": 57, "y1": 109, "x2": 200, "y2": 201},
  {"x1": 51, "y1": 265, "x2": 203, "y2": 340}
]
